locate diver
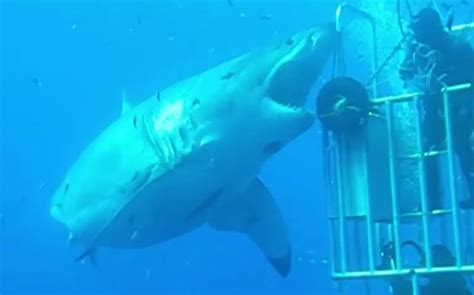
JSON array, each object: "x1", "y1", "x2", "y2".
[
  {"x1": 383, "y1": 243, "x2": 472, "y2": 295},
  {"x1": 399, "y1": 8, "x2": 474, "y2": 210}
]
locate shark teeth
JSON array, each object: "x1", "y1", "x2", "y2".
[{"x1": 276, "y1": 101, "x2": 307, "y2": 114}]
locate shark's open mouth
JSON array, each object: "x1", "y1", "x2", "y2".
[
  {"x1": 263, "y1": 32, "x2": 324, "y2": 109},
  {"x1": 272, "y1": 98, "x2": 308, "y2": 114}
]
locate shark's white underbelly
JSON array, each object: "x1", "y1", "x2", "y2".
[{"x1": 97, "y1": 129, "x2": 262, "y2": 249}]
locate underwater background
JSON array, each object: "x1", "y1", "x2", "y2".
[{"x1": 1, "y1": 0, "x2": 473, "y2": 294}]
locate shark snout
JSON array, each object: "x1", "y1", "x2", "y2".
[{"x1": 265, "y1": 25, "x2": 337, "y2": 108}]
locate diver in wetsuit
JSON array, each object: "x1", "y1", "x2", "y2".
[
  {"x1": 388, "y1": 244, "x2": 472, "y2": 295},
  {"x1": 399, "y1": 8, "x2": 474, "y2": 210}
]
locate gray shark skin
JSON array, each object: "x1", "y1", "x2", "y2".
[{"x1": 50, "y1": 24, "x2": 337, "y2": 277}]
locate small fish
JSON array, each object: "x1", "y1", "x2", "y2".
[
  {"x1": 259, "y1": 14, "x2": 272, "y2": 20},
  {"x1": 221, "y1": 72, "x2": 235, "y2": 80},
  {"x1": 32, "y1": 78, "x2": 42, "y2": 87},
  {"x1": 446, "y1": 10, "x2": 454, "y2": 31},
  {"x1": 133, "y1": 115, "x2": 138, "y2": 128}
]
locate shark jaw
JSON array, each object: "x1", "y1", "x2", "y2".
[{"x1": 49, "y1": 23, "x2": 337, "y2": 277}]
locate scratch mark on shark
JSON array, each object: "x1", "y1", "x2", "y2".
[
  {"x1": 221, "y1": 72, "x2": 235, "y2": 80},
  {"x1": 133, "y1": 115, "x2": 138, "y2": 128}
]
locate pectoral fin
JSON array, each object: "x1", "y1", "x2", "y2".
[{"x1": 208, "y1": 178, "x2": 291, "y2": 277}]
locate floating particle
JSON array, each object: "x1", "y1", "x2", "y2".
[
  {"x1": 68, "y1": 232, "x2": 75, "y2": 244},
  {"x1": 207, "y1": 158, "x2": 215, "y2": 167},
  {"x1": 32, "y1": 78, "x2": 43, "y2": 87},
  {"x1": 259, "y1": 14, "x2": 272, "y2": 20}
]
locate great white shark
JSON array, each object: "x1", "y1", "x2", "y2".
[{"x1": 50, "y1": 24, "x2": 337, "y2": 277}]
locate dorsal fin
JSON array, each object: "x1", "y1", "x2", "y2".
[{"x1": 121, "y1": 90, "x2": 134, "y2": 115}]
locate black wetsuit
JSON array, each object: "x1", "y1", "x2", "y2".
[
  {"x1": 388, "y1": 245, "x2": 472, "y2": 295},
  {"x1": 400, "y1": 32, "x2": 474, "y2": 209},
  {"x1": 390, "y1": 275, "x2": 472, "y2": 295}
]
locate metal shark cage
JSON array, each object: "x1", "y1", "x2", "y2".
[{"x1": 318, "y1": 3, "x2": 474, "y2": 295}]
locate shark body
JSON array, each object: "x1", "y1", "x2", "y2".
[{"x1": 50, "y1": 24, "x2": 337, "y2": 277}]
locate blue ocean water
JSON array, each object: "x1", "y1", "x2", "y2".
[
  {"x1": 1, "y1": 1, "x2": 339, "y2": 294},
  {"x1": 2, "y1": 0, "x2": 473, "y2": 294}
]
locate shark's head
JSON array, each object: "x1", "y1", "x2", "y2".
[
  {"x1": 205, "y1": 23, "x2": 337, "y2": 157},
  {"x1": 245, "y1": 23, "x2": 337, "y2": 108}
]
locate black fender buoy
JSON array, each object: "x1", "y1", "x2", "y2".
[{"x1": 316, "y1": 77, "x2": 370, "y2": 132}]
